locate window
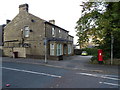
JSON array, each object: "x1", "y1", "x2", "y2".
[
  {"x1": 57, "y1": 44, "x2": 62, "y2": 56},
  {"x1": 23, "y1": 26, "x2": 30, "y2": 37},
  {"x1": 68, "y1": 44, "x2": 71, "y2": 54},
  {"x1": 52, "y1": 27, "x2": 55, "y2": 37},
  {"x1": 65, "y1": 32, "x2": 68, "y2": 39},
  {"x1": 50, "y1": 43, "x2": 55, "y2": 55},
  {"x1": 31, "y1": 19, "x2": 35, "y2": 22},
  {"x1": 59, "y1": 30, "x2": 61, "y2": 38},
  {"x1": 64, "y1": 32, "x2": 67, "y2": 39}
]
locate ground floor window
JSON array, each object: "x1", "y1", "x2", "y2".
[
  {"x1": 68, "y1": 44, "x2": 72, "y2": 55},
  {"x1": 50, "y1": 43, "x2": 55, "y2": 55},
  {"x1": 57, "y1": 44, "x2": 62, "y2": 56}
]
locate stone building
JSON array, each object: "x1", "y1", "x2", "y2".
[
  {"x1": 0, "y1": 24, "x2": 6, "y2": 56},
  {"x1": 3, "y1": 4, "x2": 74, "y2": 60},
  {"x1": 0, "y1": 24, "x2": 6, "y2": 46}
]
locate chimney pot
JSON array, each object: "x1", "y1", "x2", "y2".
[{"x1": 49, "y1": 20, "x2": 55, "y2": 25}]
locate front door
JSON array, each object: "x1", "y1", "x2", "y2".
[{"x1": 63, "y1": 44, "x2": 67, "y2": 55}]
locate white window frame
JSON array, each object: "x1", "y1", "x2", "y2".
[
  {"x1": 24, "y1": 26, "x2": 30, "y2": 37},
  {"x1": 50, "y1": 43, "x2": 55, "y2": 56},
  {"x1": 57, "y1": 44, "x2": 62, "y2": 56},
  {"x1": 52, "y1": 27, "x2": 55, "y2": 37},
  {"x1": 68, "y1": 44, "x2": 71, "y2": 55},
  {"x1": 59, "y1": 30, "x2": 61, "y2": 38}
]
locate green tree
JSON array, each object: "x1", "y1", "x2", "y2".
[
  {"x1": 76, "y1": 2, "x2": 106, "y2": 47},
  {"x1": 100, "y1": 2, "x2": 120, "y2": 58},
  {"x1": 76, "y1": 1, "x2": 120, "y2": 58}
]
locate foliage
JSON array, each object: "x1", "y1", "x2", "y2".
[
  {"x1": 82, "y1": 47, "x2": 98, "y2": 55},
  {"x1": 76, "y1": 2, "x2": 106, "y2": 47},
  {"x1": 76, "y1": 1, "x2": 120, "y2": 59}
]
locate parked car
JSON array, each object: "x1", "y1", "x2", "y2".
[{"x1": 81, "y1": 51, "x2": 88, "y2": 56}]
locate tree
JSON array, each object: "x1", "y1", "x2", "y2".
[
  {"x1": 101, "y1": 2, "x2": 120, "y2": 58},
  {"x1": 76, "y1": 1, "x2": 120, "y2": 58}
]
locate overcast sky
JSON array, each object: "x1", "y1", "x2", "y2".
[{"x1": 0, "y1": 0, "x2": 83, "y2": 44}]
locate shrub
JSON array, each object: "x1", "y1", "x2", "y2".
[{"x1": 82, "y1": 48, "x2": 98, "y2": 56}]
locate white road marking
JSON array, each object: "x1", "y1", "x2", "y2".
[
  {"x1": 77, "y1": 72, "x2": 120, "y2": 87},
  {"x1": 101, "y1": 76, "x2": 120, "y2": 81},
  {"x1": 99, "y1": 82, "x2": 120, "y2": 86},
  {"x1": 77, "y1": 73, "x2": 120, "y2": 81},
  {"x1": 104, "y1": 75, "x2": 119, "y2": 78},
  {"x1": 2, "y1": 67, "x2": 62, "y2": 78}
]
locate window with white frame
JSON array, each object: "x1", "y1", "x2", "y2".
[
  {"x1": 68, "y1": 44, "x2": 71, "y2": 54},
  {"x1": 52, "y1": 27, "x2": 55, "y2": 37},
  {"x1": 59, "y1": 30, "x2": 61, "y2": 38},
  {"x1": 50, "y1": 43, "x2": 55, "y2": 55},
  {"x1": 23, "y1": 26, "x2": 30, "y2": 37},
  {"x1": 57, "y1": 44, "x2": 62, "y2": 56}
]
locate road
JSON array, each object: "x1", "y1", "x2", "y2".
[{"x1": 2, "y1": 61, "x2": 120, "y2": 88}]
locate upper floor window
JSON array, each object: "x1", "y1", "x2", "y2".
[
  {"x1": 59, "y1": 30, "x2": 61, "y2": 33},
  {"x1": 65, "y1": 32, "x2": 68, "y2": 39},
  {"x1": 52, "y1": 27, "x2": 55, "y2": 37},
  {"x1": 59, "y1": 30, "x2": 61, "y2": 38},
  {"x1": 23, "y1": 26, "x2": 30, "y2": 37}
]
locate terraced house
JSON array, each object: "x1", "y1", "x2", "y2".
[{"x1": 3, "y1": 4, "x2": 74, "y2": 60}]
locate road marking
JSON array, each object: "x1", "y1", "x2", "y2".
[
  {"x1": 99, "y1": 82, "x2": 120, "y2": 86},
  {"x1": 104, "y1": 75, "x2": 119, "y2": 78},
  {"x1": 2, "y1": 67, "x2": 62, "y2": 78},
  {"x1": 77, "y1": 73, "x2": 120, "y2": 81},
  {"x1": 101, "y1": 76, "x2": 119, "y2": 81}
]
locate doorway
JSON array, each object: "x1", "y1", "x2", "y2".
[{"x1": 63, "y1": 44, "x2": 67, "y2": 55}]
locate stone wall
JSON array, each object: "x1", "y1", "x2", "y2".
[{"x1": 4, "y1": 9, "x2": 45, "y2": 57}]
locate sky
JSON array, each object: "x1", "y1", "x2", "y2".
[{"x1": 0, "y1": 0, "x2": 83, "y2": 44}]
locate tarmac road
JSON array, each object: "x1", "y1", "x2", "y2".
[{"x1": 2, "y1": 61, "x2": 120, "y2": 88}]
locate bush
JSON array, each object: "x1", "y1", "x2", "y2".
[
  {"x1": 91, "y1": 55, "x2": 120, "y2": 65},
  {"x1": 90, "y1": 56, "x2": 98, "y2": 63},
  {"x1": 82, "y1": 48, "x2": 98, "y2": 56}
]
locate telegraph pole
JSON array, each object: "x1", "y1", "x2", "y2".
[{"x1": 111, "y1": 34, "x2": 114, "y2": 65}]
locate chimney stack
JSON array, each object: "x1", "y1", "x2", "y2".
[
  {"x1": 19, "y1": 4, "x2": 29, "y2": 13},
  {"x1": 6, "y1": 20, "x2": 11, "y2": 24},
  {"x1": 49, "y1": 20, "x2": 55, "y2": 25}
]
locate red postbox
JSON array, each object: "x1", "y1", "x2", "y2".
[{"x1": 98, "y1": 49, "x2": 103, "y2": 61}]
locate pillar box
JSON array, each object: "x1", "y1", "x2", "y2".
[{"x1": 98, "y1": 49, "x2": 103, "y2": 62}]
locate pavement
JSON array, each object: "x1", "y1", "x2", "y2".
[{"x1": 2, "y1": 55, "x2": 119, "y2": 75}]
